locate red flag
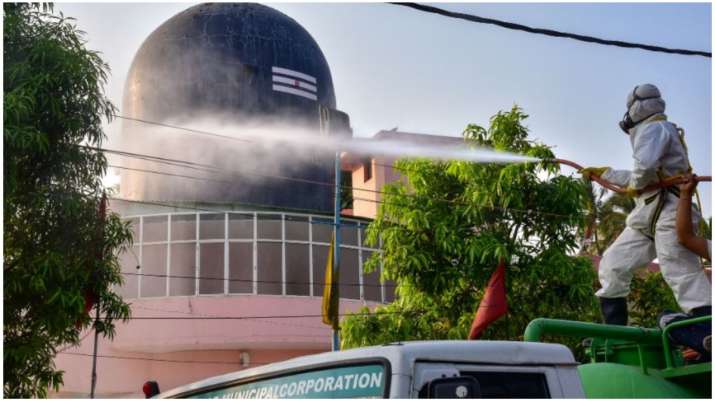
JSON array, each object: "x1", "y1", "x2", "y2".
[{"x1": 468, "y1": 259, "x2": 507, "y2": 340}]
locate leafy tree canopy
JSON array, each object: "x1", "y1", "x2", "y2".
[
  {"x1": 341, "y1": 106, "x2": 600, "y2": 352},
  {"x1": 4, "y1": 4, "x2": 132, "y2": 397}
]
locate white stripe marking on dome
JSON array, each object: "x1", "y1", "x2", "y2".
[
  {"x1": 272, "y1": 84, "x2": 318, "y2": 101},
  {"x1": 272, "y1": 66, "x2": 317, "y2": 84},
  {"x1": 272, "y1": 75, "x2": 317, "y2": 93}
]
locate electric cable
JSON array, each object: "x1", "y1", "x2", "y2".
[
  {"x1": 114, "y1": 115, "x2": 254, "y2": 143},
  {"x1": 132, "y1": 305, "x2": 329, "y2": 330},
  {"x1": 109, "y1": 165, "x2": 225, "y2": 185},
  {"x1": 95, "y1": 309, "x2": 425, "y2": 320},
  {"x1": 57, "y1": 331, "x2": 93, "y2": 353},
  {"x1": 108, "y1": 115, "x2": 710, "y2": 205},
  {"x1": 109, "y1": 195, "x2": 372, "y2": 223},
  {"x1": 106, "y1": 82, "x2": 712, "y2": 220},
  {"x1": 110, "y1": 196, "x2": 219, "y2": 212},
  {"x1": 110, "y1": 192, "x2": 578, "y2": 222},
  {"x1": 108, "y1": 168, "x2": 583, "y2": 220},
  {"x1": 392, "y1": 3, "x2": 712, "y2": 58},
  {"x1": 80, "y1": 144, "x2": 217, "y2": 172},
  {"x1": 110, "y1": 114, "x2": 540, "y2": 178},
  {"x1": 97, "y1": 118, "x2": 705, "y2": 250},
  {"x1": 105, "y1": 159, "x2": 708, "y2": 222},
  {"x1": 120, "y1": 271, "x2": 397, "y2": 289},
  {"x1": 59, "y1": 351, "x2": 271, "y2": 366},
  {"x1": 109, "y1": 163, "x2": 347, "y2": 189}
]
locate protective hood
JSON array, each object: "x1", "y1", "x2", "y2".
[
  {"x1": 622, "y1": 84, "x2": 666, "y2": 132},
  {"x1": 627, "y1": 84, "x2": 665, "y2": 121}
]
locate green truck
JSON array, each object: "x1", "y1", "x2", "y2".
[{"x1": 156, "y1": 316, "x2": 711, "y2": 398}]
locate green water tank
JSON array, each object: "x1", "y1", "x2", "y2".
[
  {"x1": 524, "y1": 317, "x2": 711, "y2": 398},
  {"x1": 578, "y1": 363, "x2": 699, "y2": 398}
]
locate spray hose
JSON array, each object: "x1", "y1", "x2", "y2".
[{"x1": 545, "y1": 158, "x2": 711, "y2": 196}]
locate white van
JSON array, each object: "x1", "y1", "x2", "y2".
[{"x1": 156, "y1": 341, "x2": 585, "y2": 398}]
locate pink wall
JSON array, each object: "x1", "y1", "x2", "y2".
[
  {"x1": 51, "y1": 295, "x2": 378, "y2": 398},
  {"x1": 349, "y1": 156, "x2": 403, "y2": 220}
]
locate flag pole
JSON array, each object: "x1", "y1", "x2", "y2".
[
  {"x1": 90, "y1": 192, "x2": 107, "y2": 398},
  {"x1": 89, "y1": 301, "x2": 100, "y2": 398},
  {"x1": 332, "y1": 150, "x2": 342, "y2": 351}
]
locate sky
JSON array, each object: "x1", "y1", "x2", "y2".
[{"x1": 56, "y1": 2, "x2": 712, "y2": 216}]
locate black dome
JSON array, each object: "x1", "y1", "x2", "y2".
[
  {"x1": 119, "y1": 3, "x2": 348, "y2": 213},
  {"x1": 123, "y1": 2, "x2": 336, "y2": 122}
]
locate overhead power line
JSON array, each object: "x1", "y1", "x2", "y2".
[
  {"x1": 99, "y1": 309, "x2": 423, "y2": 321},
  {"x1": 393, "y1": 3, "x2": 712, "y2": 58},
  {"x1": 121, "y1": 271, "x2": 396, "y2": 289},
  {"x1": 101, "y1": 115, "x2": 590, "y2": 219},
  {"x1": 107, "y1": 165, "x2": 580, "y2": 220},
  {"x1": 114, "y1": 114, "x2": 253, "y2": 143},
  {"x1": 132, "y1": 305, "x2": 329, "y2": 330},
  {"x1": 111, "y1": 114, "x2": 541, "y2": 178},
  {"x1": 93, "y1": 146, "x2": 217, "y2": 172},
  {"x1": 60, "y1": 351, "x2": 270, "y2": 366},
  {"x1": 57, "y1": 332, "x2": 93, "y2": 353}
]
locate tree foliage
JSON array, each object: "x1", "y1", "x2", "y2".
[
  {"x1": 580, "y1": 183, "x2": 635, "y2": 256},
  {"x1": 341, "y1": 107, "x2": 600, "y2": 353},
  {"x1": 630, "y1": 272, "x2": 679, "y2": 327},
  {"x1": 4, "y1": 4, "x2": 132, "y2": 397}
]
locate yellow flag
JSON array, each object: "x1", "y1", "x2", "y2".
[{"x1": 322, "y1": 234, "x2": 340, "y2": 330}]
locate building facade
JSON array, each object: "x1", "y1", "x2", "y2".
[
  {"x1": 52, "y1": 201, "x2": 394, "y2": 397},
  {"x1": 51, "y1": 3, "x2": 393, "y2": 397}
]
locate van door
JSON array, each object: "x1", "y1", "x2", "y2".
[{"x1": 412, "y1": 362, "x2": 569, "y2": 398}]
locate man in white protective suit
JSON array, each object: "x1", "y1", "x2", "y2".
[{"x1": 580, "y1": 84, "x2": 712, "y2": 325}]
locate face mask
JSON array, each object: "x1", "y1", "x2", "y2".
[{"x1": 619, "y1": 111, "x2": 634, "y2": 134}]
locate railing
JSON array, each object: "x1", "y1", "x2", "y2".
[
  {"x1": 661, "y1": 315, "x2": 712, "y2": 369},
  {"x1": 116, "y1": 211, "x2": 395, "y2": 303}
]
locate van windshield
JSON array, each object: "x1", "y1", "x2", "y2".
[{"x1": 182, "y1": 363, "x2": 387, "y2": 399}]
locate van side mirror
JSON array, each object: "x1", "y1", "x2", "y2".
[{"x1": 428, "y1": 376, "x2": 481, "y2": 398}]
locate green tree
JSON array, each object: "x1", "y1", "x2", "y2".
[
  {"x1": 341, "y1": 107, "x2": 600, "y2": 354},
  {"x1": 629, "y1": 272, "x2": 679, "y2": 327},
  {"x1": 4, "y1": 4, "x2": 132, "y2": 397},
  {"x1": 580, "y1": 185, "x2": 635, "y2": 257}
]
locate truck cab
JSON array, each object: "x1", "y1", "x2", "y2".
[
  {"x1": 156, "y1": 341, "x2": 585, "y2": 398},
  {"x1": 156, "y1": 316, "x2": 711, "y2": 399}
]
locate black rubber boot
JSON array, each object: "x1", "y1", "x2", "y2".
[
  {"x1": 659, "y1": 307, "x2": 712, "y2": 361},
  {"x1": 690, "y1": 305, "x2": 712, "y2": 317},
  {"x1": 600, "y1": 297, "x2": 628, "y2": 326}
]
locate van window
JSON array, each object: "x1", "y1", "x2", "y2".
[
  {"x1": 459, "y1": 371, "x2": 550, "y2": 398},
  {"x1": 181, "y1": 363, "x2": 387, "y2": 399}
]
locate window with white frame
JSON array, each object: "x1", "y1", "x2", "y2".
[{"x1": 117, "y1": 212, "x2": 391, "y2": 303}]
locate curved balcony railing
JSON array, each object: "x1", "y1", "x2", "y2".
[{"x1": 116, "y1": 211, "x2": 395, "y2": 303}]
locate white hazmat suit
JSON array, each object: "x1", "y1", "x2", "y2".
[{"x1": 596, "y1": 84, "x2": 711, "y2": 315}]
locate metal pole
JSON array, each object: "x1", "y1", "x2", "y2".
[
  {"x1": 332, "y1": 150, "x2": 342, "y2": 351},
  {"x1": 90, "y1": 193, "x2": 106, "y2": 398},
  {"x1": 89, "y1": 301, "x2": 100, "y2": 398}
]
